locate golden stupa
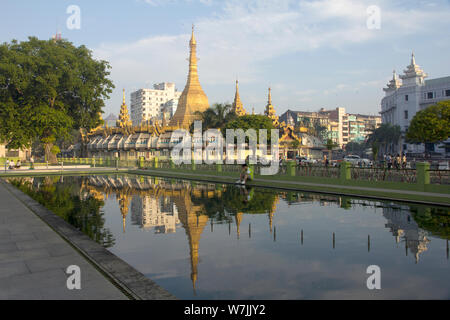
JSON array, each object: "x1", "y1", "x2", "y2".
[
  {"x1": 116, "y1": 89, "x2": 132, "y2": 128},
  {"x1": 232, "y1": 80, "x2": 246, "y2": 116},
  {"x1": 169, "y1": 25, "x2": 210, "y2": 129},
  {"x1": 264, "y1": 87, "x2": 279, "y2": 127}
]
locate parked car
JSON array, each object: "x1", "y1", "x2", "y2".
[
  {"x1": 343, "y1": 155, "x2": 372, "y2": 166},
  {"x1": 296, "y1": 156, "x2": 317, "y2": 165}
]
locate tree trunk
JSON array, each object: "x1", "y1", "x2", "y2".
[{"x1": 44, "y1": 142, "x2": 58, "y2": 164}]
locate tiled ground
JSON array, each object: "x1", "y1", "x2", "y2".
[{"x1": 0, "y1": 182, "x2": 128, "y2": 300}]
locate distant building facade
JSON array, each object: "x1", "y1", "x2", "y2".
[
  {"x1": 280, "y1": 108, "x2": 381, "y2": 148},
  {"x1": 0, "y1": 143, "x2": 31, "y2": 160},
  {"x1": 381, "y1": 53, "x2": 450, "y2": 154},
  {"x1": 130, "y1": 82, "x2": 182, "y2": 126}
]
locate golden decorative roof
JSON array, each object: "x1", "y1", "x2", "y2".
[
  {"x1": 116, "y1": 89, "x2": 132, "y2": 128},
  {"x1": 264, "y1": 87, "x2": 279, "y2": 127},
  {"x1": 169, "y1": 25, "x2": 210, "y2": 129},
  {"x1": 232, "y1": 80, "x2": 246, "y2": 116}
]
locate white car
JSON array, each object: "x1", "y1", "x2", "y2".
[
  {"x1": 344, "y1": 155, "x2": 372, "y2": 166},
  {"x1": 296, "y1": 156, "x2": 317, "y2": 165}
]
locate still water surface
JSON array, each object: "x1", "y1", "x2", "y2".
[{"x1": 9, "y1": 175, "x2": 450, "y2": 299}]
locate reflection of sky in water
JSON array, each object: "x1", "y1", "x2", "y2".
[
  {"x1": 13, "y1": 175, "x2": 450, "y2": 299},
  {"x1": 94, "y1": 176, "x2": 450, "y2": 300}
]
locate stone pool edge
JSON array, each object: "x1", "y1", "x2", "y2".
[{"x1": 0, "y1": 178, "x2": 177, "y2": 301}]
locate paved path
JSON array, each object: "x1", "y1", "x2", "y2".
[{"x1": 0, "y1": 181, "x2": 128, "y2": 300}]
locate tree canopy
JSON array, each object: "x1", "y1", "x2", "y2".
[
  {"x1": 191, "y1": 103, "x2": 237, "y2": 132},
  {"x1": 406, "y1": 100, "x2": 450, "y2": 144},
  {"x1": 0, "y1": 37, "x2": 114, "y2": 161},
  {"x1": 225, "y1": 114, "x2": 276, "y2": 143},
  {"x1": 366, "y1": 123, "x2": 401, "y2": 154}
]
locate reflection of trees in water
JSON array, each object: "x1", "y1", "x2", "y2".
[
  {"x1": 9, "y1": 177, "x2": 115, "y2": 248},
  {"x1": 410, "y1": 206, "x2": 450, "y2": 240}
]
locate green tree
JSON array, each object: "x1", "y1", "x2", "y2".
[
  {"x1": 345, "y1": 141, "x2": 367, "y2": 156},
  {"x1": 225, "y1": 115, "x2": 275, "y2": 143},
  {"x1": 0, "y1": 37, "x2": 114, "y2": 162},
  {"x1": 367, "y1": 123, "x2": 402, "y2": 155},
  {"x1": 325, "y1": 139, "x2": 339, "y2": 160},
  {"x1": 406, "y1": 100, "x2": 450, "y2": 144},
  {"x1": 191, "y1": 103, "x2": 237, "y2": 132}
]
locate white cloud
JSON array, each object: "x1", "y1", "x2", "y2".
[{"x1": 97, "y1": 0, "x2": 450, "y2": 113}]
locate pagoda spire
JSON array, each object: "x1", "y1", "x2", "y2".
[
  {"x1": 232, "y1": 80, "x2": 246, "y2": 116},
  {"x1": 169, "y1": 24, "x2": 209, "y2": 128},
  {"x1": 264, "y1": 87, "x2": 279, "y2": 127},
  {"x1": 116, "y1": 89, "x2": 132, "y2": 128}
]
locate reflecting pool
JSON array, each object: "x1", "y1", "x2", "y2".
[{"x1": 8, "y1": 175, "x2": 450, "y2": 299}]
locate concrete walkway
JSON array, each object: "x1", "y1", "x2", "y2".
[{"x1": 0, "y1": 181, "x2": 128, "y2": 300}]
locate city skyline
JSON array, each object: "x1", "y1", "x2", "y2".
[{"x1": 1, "y1": 0, "x2": 450, "y2": 117}]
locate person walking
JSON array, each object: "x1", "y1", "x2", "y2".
[
  {"x1": 386, "y1": 154, "x2": 392, "y2": 169},
  {"x1": 402, "y1": 154, "x2": 407, "y2": 169}
]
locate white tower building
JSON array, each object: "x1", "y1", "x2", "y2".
[
  {"x1": 130, "y1": 83, "x2": 182, "y2": 126},
  {"x1": 380, "y1": 53, "x2": 450, "y2": 154}
]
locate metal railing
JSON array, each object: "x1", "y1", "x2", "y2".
[{"x1": 351, "y1": 167, "x2": 418, "y2": 184}]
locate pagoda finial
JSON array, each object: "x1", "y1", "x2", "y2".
[
  {"x1": 411, "y1": 51, "x2": 416, "y2": 65},
  {"x1": 190, "y1": 24, "x2": 196, "y2": 46},
  {"x1": 122, "y1": 88, "x2": 126, "y2": 104},
  {"x1": 268, "y1": 87, "x2": 272, "y2": 105}
]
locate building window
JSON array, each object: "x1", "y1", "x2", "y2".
[
  {"x1": 427, "y1": 92, "x2": 433, "y2": 99},
  {"x1": 404, "y1": 110, "x2": 408, "y2": 119},
  {"x1": 446, "y1": 89, "x2": 450, "y2": 97},
  {"x1": 405, "y1": 95, "x2": 408, "y2": 101}
]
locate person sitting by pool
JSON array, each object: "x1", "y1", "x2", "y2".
[
  {"x1": 236, "y1": 164, "x2": 252, "y2": 185},
  {"x1": 15, "y1": 160, "x2": 21, "y2": 169},
  {"x1": 9, "y1": 160, "x2": 15, "y2": 170}
]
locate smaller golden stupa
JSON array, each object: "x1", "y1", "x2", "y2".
[{"x1": 232, "y1": 80, "x2": 246, "y2": 116}]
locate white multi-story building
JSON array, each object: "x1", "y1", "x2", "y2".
[
  {"x1": 381, "y1": 53, "x2": 450, "y2": 154},
  {"x1": 130, "y1": 83, "x2": 181, "y2": 126}
]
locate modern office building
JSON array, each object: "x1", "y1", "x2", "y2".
[
  {"x1": 380, "y1": 53, "x2": 450, "y2": 154},
  {"x1": 130, "y1": 82, "x2": 181, "y2": 126}
]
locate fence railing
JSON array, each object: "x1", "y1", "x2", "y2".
[
  {"x1": 429, "y1": 170, "x2": 450, "y2": 185},
  {"x1": 3, "y1": 157, "x2": 448, "y2": 187},
  {"x1": 351, "y1": 167, "x2": 417, "y2": 184}
]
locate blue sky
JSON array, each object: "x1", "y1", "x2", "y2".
[{"x1": 1, "y1": 0, "x2": 450, "y2": 117}]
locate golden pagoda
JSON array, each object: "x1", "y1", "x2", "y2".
[
  {"x1": 169, "y1": 25, "x2": 210, "y2": 129},
  {"x1": 232, "y1": 80, "x2": 246, "y2": 116},
  {"x1": 116, "y1": 89, "x2": 132, "y2": 128},
  {"x1": 264, "y1": 87, "x2": 279, "y2": 127}
]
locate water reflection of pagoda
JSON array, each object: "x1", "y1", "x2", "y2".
[
  {"x1": 81, "y1": 175, "x2": 220, "y2": 292},
  {"x1": 382, "y1": 205, "x2": 430, "y2": 263}
]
